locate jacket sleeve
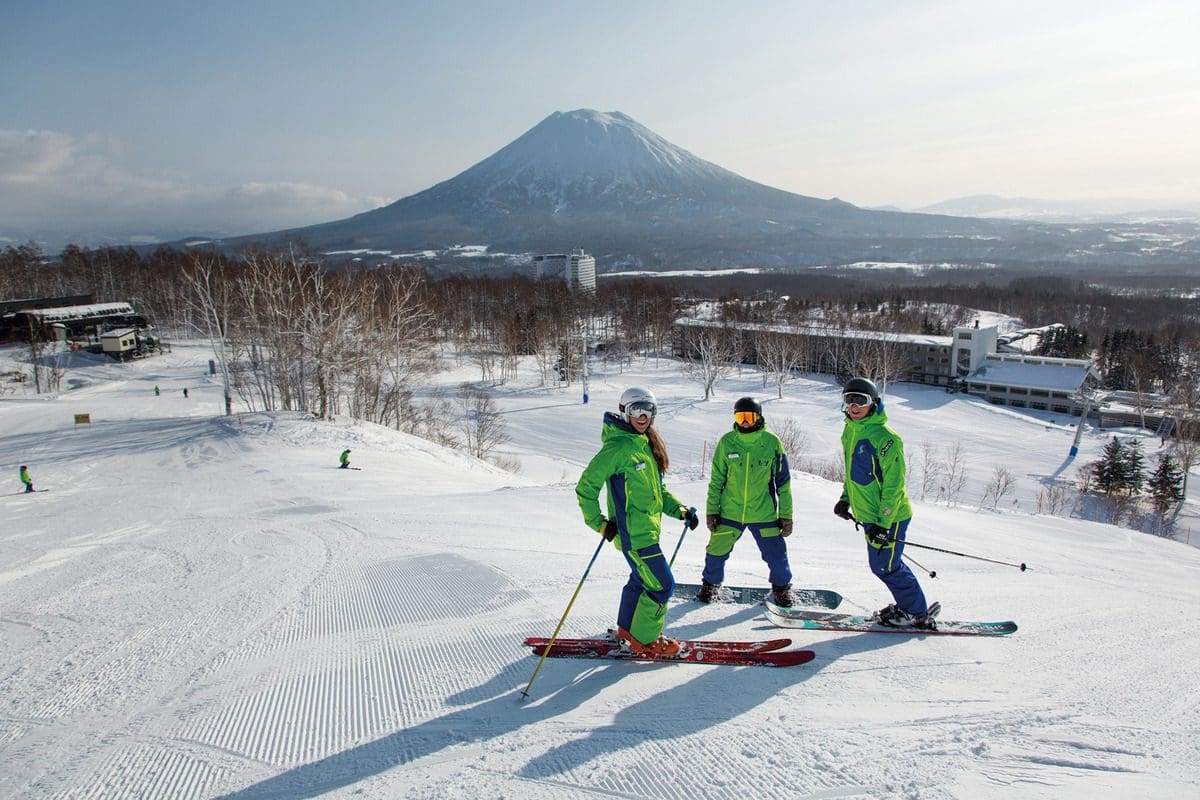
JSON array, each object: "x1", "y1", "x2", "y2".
[
  {"x1": 706, "y1": 434, "x2": 729, "y2": 515},
  {"x1": 576, "y1": 445, "x2": 618, "y2": 532},
  {"x1": 662, "y1": 482, "x2": 688, "y2": 520},
  {"x1": 775, "y1": 446, "x2": 793, "y2": 519},
  {"x1": 876, "y1": 433, "x2": 907, "y2": 528}
]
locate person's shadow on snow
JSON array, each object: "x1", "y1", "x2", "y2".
[{"x1": 516, "y1": 619, "x2": 907, "y2": 782}]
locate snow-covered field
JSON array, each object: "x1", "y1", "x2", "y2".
[{"x1": 1, "y1": 342, "x2": 1197, "y2": 799}]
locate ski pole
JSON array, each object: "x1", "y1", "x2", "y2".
[
  {"x1": 900, "y1": 539, "x2": 1027, "y2": 571},
  {"x1": 520, "y1": 536, "x2": 605, "y2": 701},
  {"x1": 844, "y1": 512, "x2": 1026, "y2": 571},
  {"x1": 667, "y1": 518, "x2": 691, "y2": 568},
  {"x1": 903, "y1": 552, "x2": 937, "y2": 579}
]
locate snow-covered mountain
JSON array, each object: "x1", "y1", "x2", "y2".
[
  {"x1": 215, "y1": 109, "x2": 1200, "y2": 272},
  {"x1": 914, "y1": 194, "x2": 1200, "y2": 224}
]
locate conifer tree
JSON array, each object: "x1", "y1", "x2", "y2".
[
  {"x1": 1147, "y1": 454, "x2": 1185, "y2": 515},
  {"x1": 1091, "y1": 437, "x2": 1127, "y2": 495},
  {"x1": 1122, "y1": 439, "x2": 1145, "y2": 496}
]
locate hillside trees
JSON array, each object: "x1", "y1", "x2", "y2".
[
  {"x1": 755, "y1": 331, "x2": 808, "y2": 398},
  {"x1": 178, "y1": 252, "x2": 435, "y2": 425}
]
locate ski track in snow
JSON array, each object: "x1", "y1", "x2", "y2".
[{"x1": 2, "y1": 342, "x2": 1198, "y2": 799}]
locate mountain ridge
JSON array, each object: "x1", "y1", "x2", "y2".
[{"x1": 198, "y1": 109, "x2": 1199, "y2": 272}]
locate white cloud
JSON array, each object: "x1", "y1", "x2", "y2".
[{"x1": 0, "y1": 129, "x2": 385, "y2": 246}]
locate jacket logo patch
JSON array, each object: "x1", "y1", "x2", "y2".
[
  {"x1": 635, "y1": 462, "x2": 646, "y2": 471},
  {"x1": 880, "y1": 439, "x2": 894, "y2": 458},
  {"x1": 728, "y1": 453, "x2": 740, "y2": 459}
]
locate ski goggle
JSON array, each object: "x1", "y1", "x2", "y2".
[
  {"x1": 624, "y1": 400, "x2": 657, "y2": 422},
  {"x1": 842, "y1": 392, "x2": 873, "y2": 408},
  {"x1": 734, "y1": 410, "x2": 759, "y2": 426}
]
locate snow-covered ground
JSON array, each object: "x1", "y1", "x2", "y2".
[{"x1": 1, "y1": 342, "x2": 1197, "y2": 799}]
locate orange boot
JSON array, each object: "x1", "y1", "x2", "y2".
[{"x1": 617, "y1": 627, "x2": 682, "y2": 657}]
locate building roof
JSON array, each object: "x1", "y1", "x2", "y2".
[
  {"x1": 968, "y1": 355, "x2": 1097, "y2": 392},
  {"x1": 100, "y1": 328, "x2": 138, "y2": 339},
  {"x1": 22, "y1": 302, "x2": 136, "y2": 322},
  {"x1": 675, "y1": 318, "x2": 953, "y2": 347}
]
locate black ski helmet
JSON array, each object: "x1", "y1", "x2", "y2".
[
  {"x1": 733, "y1": 396, "x2": 765, "y2": 431},
  {"x1": 842, "y1": 377, "x2": 880, "y2": 406},
  {"x1": 733, "y1": 396, "x2": 762, "y2": 416}
]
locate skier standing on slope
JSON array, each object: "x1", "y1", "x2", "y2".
[
  {"x1": 19, "y1": 465, "x2": 34, "y2": 493},
  {"x1": 698, "y1": 397, "x2": 796, "y2": 606},
  {"x1": 339, "y1": 449, "x2": 351, "y2": 469},
  {"x1": 835, "y1": 377, "x2": 938, "y2": 629},
  {"x1": 576, "y1": 387, "x2": 699, "y2": 656}
]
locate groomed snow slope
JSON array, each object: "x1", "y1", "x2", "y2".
[{"x1": 1, "y1": 343, "x2": 1197, "y2": 799}]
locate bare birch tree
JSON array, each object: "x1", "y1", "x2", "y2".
[
  {"x1": 680, "y1": 323, "x2": 741, "y2": 400},
  {"x1": 756, "y1": 331, "x2": 808, "y2": 398}
]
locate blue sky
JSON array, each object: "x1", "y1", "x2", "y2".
[{"x1": 2, "y1": 1, "x2": 1197, "y2": 242}]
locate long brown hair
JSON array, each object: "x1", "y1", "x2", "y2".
[{"x1": 645, "y1": 425, "x2": 670, "y2": 474}]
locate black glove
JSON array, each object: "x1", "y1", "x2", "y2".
[
  {"x1": 864, "y1": 523, "x2": 892, "y2": 546},
  {"x1": 778, "y1": 518, "x2": 793, "y2": 537},
  {"x1": 601, "y1": 519, "x2": 619, "y2": 541},
  {"x1": 683, "y1": 507, "x2": 700, "y2": 531},
  {"x1": 833, "y1": 499, "x2": 852, "y2": 520},
  {"x1": 706, "y1": 513, "x2": 719, "y2": 531}
]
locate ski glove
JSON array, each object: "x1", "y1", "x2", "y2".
[
  {"x1": 600, "y1": 519, "x2": 619, "y2": 541},
  {"x1": 706, "y1": 513, "x2": 719, "y2": 532},
  {"x1": 833, "y1": 498, "x2": 852, "y2": 520},
  {"x1": 683, "y1": 507, "x2": 700, "y2": 531},
  {"x1": 863, "y1": 523, "x2": 892, "y2": 546},
  {"x1": 778, "y1": 518, "x2": 793, "y2": 537}
]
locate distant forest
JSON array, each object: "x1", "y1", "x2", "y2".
[{"x1": 2, "y1": 243, "x2": 1199, "y2": 405}]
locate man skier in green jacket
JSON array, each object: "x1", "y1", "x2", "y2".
[
  {"x1": 835, "y1": 377, "x2": 938, "y2": 629},
  {"x1": 698, "y1": 397, "x2": 796, "y2": 605}
]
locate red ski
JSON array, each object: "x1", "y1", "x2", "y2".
[
  {"x1": 525, "y1": 635, "x2": 813, "y2": 666},
  {"x1": 524, "y1": 634, "x2": 792, "y2": 654}
]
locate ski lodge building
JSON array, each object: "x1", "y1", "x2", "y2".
[
  {"x1": 672, "y1": 318, "x2": 1101, "y2": 416},
  {"x1": 0, "y1": 296, "x2": 151, "y2": 348}
]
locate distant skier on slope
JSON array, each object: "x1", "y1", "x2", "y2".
[
  {"x1": 835, "y1": 377, "x2": 938, "y2": 629},
  {"x1": 575, "y1": 387, "x2": 699, "y2": 657},
  {"x1": 698, "y1": 396, "x2": 796, "y2": 606},
  {"x1": 339, "y1": 449, "x2": 351, "y2": 469},
  {"x1": 19, "y1": 465, "x2": 34, "y2": 493}
]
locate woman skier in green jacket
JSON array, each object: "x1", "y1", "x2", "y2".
[{"x1": 576, "y1": 387, "x2": 698, "y2": 656}]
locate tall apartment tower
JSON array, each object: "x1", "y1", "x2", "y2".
[{"x1": 534, "y1": 249, "x2": 596, "y2": 292}]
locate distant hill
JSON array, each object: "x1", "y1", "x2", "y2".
[
  {"x1": 914, "y1": 194, "x2": 1200, "y2": 224},
  {"x1": 196, "y1": 110, "x2": 1200, "y2": 273}
]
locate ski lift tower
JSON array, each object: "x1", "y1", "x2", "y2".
[
  {"x1": 1068, "y1": 390, "x2": 1096, "y2": 458},
  {"x1": 580, "y1": 323, "x2": 589, "y2": 404}
]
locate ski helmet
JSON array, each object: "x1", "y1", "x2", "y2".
[
  {"x1": 733, "y1": 396, "x2": 765, "y2": 430},
  {"x1": 841, "y1": 377, "x2": 880, "y2": 408},
  {"x1": 619, "y1": 386, "x2": 657, "y2": 424},
  {"x1": 733, "y1": 397, "x2": 762, "y2": 415}
]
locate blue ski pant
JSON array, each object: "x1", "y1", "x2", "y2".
[
  {"x1": 702, "y1": 519, "x2": 791, "y2": 587},
  {"x1": 617, "y1": 543, "x2": 675, "y2": 644},
  {"x1": 867, "y1": 518, "x2": 927, "y2": 616}
]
